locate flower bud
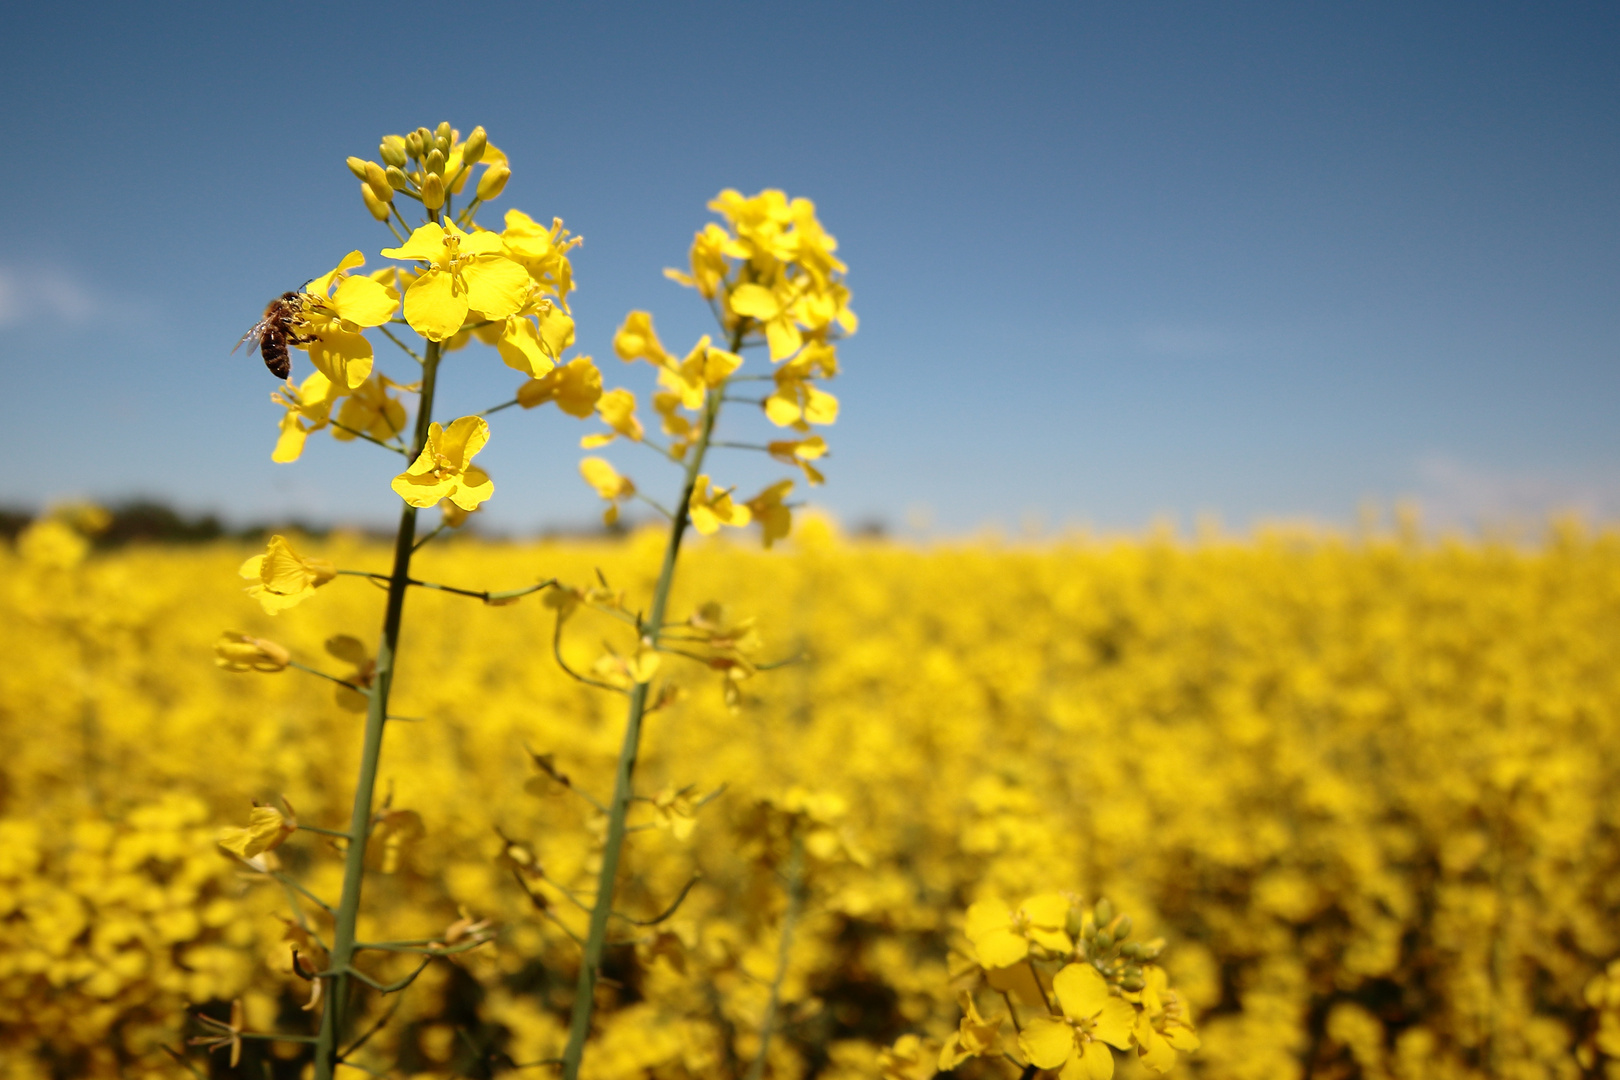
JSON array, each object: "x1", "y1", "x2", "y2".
[
  {"x1": 421, "y1": 173, "x2": 445, "y2": 211},
  {"x1": 405, "y1": 131, "x2": 425, "y2": 160},
  {"x1": 345, "y1": 156, "x2": 369, "y2": 180},
  {"x1": 214, "y1": 632, "x2": 291, "y2": 673},
  {"x1": 461, "y1": 126, "x2": 487, "y2": 164},
  {"x1": 1113, "y1": 915, "x2": 1132, "y2": 941},
  {"x1": 435, "y1": 120, "x2": 452, "y2": 142},
  {"x1": 1120, "y1": 974, "x2": 1146, "y2": 993},
  {"x1": 361, "y1": 182, "x2": 391, "y2": 221},
  {"x1": 433, "y1": 134, "x2": 451, "y2": 160},
  {"x1": 425, "y1": 148, "x2": 446, "y2": 176},
  {"x1": 477, "y1": 165, "x2": 510, "y2": 201},
  {"x1": 415, "y1": 126, "x2": 433, "y2": 147},
  {"x1": 1094, "y1": 930, "x2": 1114, "y2": 951},
  {"x1": 1094, "y1": 898, "x2": 1113, "y2": 927},
  {"x1": 1121, "y1": 941, "x2": 1142, "y2": 960},
  {"x1": 361, "y1": 162, "x2": 391, "y2": 201},
  {"x1": 380, "y1": 135, "x2": 407, "y2": 167},
  {"x1": 386, "y1": 165, "x2": 413, "y2": 191}
]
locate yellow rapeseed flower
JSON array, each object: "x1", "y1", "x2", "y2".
[
  {"x1": 298, "y1": 250, "x2": 401, "y2": 389},
  {"x1": 688, "y1": 475, "x2": 751, "y2": 535},
  {"x1": 939, "y1": 993, "x2": 1004, "y2": 1071},
  {"x1": 518, "y1": 356, "x2": 603, "y2": 417},
  {"x1": 1019, "y1": 964, "x2": 1135, "y2": 1080},
  {"x1": 965, "y1": 893, "x2": 1073, "y2": 968},
  {"x1": 382, "y1": 221, "x2": 530, "y2": 341},
  {"x1": 238, "y1": 535, "x2": 336, "y2": 614},
  {"x1": 579, "y1": 457, "x2": 635, "y2": 526},
  {"x1": 218, "y1": 803, "x2": 297, "y2": 860},
  {"x1": 746, "y1": 480, "x2": 794, "y2": 549},
  {"x1": 213, "y1": 631, "x2": 291, "y2": 672},
  {"x1": 392, "y1": 416, "x2": 495, "y2": 510}
]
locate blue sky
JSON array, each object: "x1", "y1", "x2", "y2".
[{"x1": 2, "y1": 2, "x2": 1616, "y2": 534}]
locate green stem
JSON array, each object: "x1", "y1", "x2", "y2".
[
  {"x1": 558, "y1": 327, "x2": 741, "y2": 1080},
  {"x1": 745, "y1": 829, "x2": 805, "y2": 1080},
  {"x1": 312, "y1": 332, "x2": 442, "y2": 1080}
]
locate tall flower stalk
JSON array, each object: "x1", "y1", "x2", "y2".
[
  {"x1": 553, "y1": 189, "x2": 854, "y2": 1080},
  {"x1": 209, "y1": 122, "x2": 581, "y2": 1080}
]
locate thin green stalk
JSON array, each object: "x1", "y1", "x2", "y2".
[
  {"x1": 559, "y1": 326, "x2": 743, "y2": 1080},
  {"x1": 313, "y1": 331, "x2": 442, "y2": 1080},
  {"x1": 745, "y1": 829, "x2": 806, "y2": 1080}
]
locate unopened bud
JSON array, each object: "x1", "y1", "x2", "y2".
[
  {"x1": 386, "y1": 165, "x2": 412, "y2": 191},
  {"x1": 1124, "y1": 964, "x2": 1143, "y2": 981},
  {"x1": 435, "y1": 120, "x2": 452, "y2": 142},
  {"x1": 425, "y1": 148, "x2": 446, "y2": 176},
  {"x1": 361, "y1": 182, "x2": 391, "y2": 221},
  {"x1": 433, "y1": 135, "x2": 451, "y2": 160},
  {"x1": 415, "y1": 126, "x2": 433, "y2": 149},
  {"x1": 1113, "y1": 916, "x2": 1132, "y2": 941},
  {"x1": 461, "y1": 126, "x2": 487, "y2": 164},
  {"x1": 1094, "y1": 930, "x2": 1114, "y2": 951},
  {"x1": 1121, "y1": 941, "x2": 1142, "y2": 960},
  {"x1": 345, "y1": 156, "x2": 369, "y2": 180},
  {"x1": 1094, "y1": 898, "x2": 1114, "y2": 927},
  {"x1": 405, "y1": 131, "x2": 425, "y2": 159},
  {"x1": 477, "y1": 165, "x2": 510, "y2": 201},
  {"x1": 1120, "y1": 975, "x2": 1146, "y2": 993},
  {"x1": 380, "y1": 135, "x2": 407, "y2": 167},
  {"x1": 421, "y1": 173, "x2": 445, "y2": 211},
  {"x1": 363, "y1": 162, "x2": 391, "y2": 201}
]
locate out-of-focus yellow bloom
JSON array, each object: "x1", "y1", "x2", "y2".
[
  {"x1": 651, "y1": 787, "x2": 698, "y2": 841},
  {"x1": 579, "y1": 457, "x2": 635, "y2": 526},
  {"x1": 218, "y1": 804, "x2": 297, "y2": 860},
  {"x1": 298, "y1": 250, "x2": 401, "y2": 389},
  {"x1": 746, "y1": 480, "x2": 794, "y2": 549},
  {"x1": 333, "y1": 374, "x2": 407, "y2": 445},
  {"x1": 768, "y1": 436, "x2": 828, "y2": 485},
  {"x1": 1132, "y1": 966, "x2": 1199, "y2": 1073},
  {"x1": 613, "y1": 310, "x2": 672, "y2": 367},
  {"x1": 592, "y1": 642, "x2": 661, "y2": 688},
  {"x1": 877, "y1": 1034, "x2": 936, "y2": 1080},
  {"x1": 729, "y1": 280, "x2": 805, "y2": 362},
  {"x1": 17, "y1": 518, "x2": 90, "y2": 569},
  {"x1": 582, "y1": 388, "x2": 644, "y2": 448},
  {"x1": 518, "y1": 356, "x2": 603, "y2": 417},
  {"x1": 238, "y1": 535, "x2": 336, "y2": 614},
  {"x1": 668, "y1": 336, "x2": 742, "y2": 409},
  {"x1": 382, "y1": 221, "x2": 530, "y2": 341},
  {"x1": 663, "y1": 223, "x2": 737, "y2": 299},
  {"x1": 966, "y1": 893, "x2": 1073, "y2": 968},
  {"x1": 766, "y1": 345, "x2": 839, "y2": 430},
  {"x1": 392, "y1": 416, "x2": 494, "y2": 510},
  {"x1": 939, "y1": 993, "x2": 1004, "y2": 1070},
  {"x1": 213, "y1": 631, "x2": 292, "y2": 672},
  {"x1": 1020, "y1": 965, "x2": 1135, "y2": 1080},
  {"x1": 688, "y1": 475, "x2": 751, "y2": 535}
]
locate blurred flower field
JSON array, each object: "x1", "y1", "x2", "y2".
[{"x1": 6, "y1": 520, "x2": 1620, "y2": 1079}]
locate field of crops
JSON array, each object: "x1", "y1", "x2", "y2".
[{"x1": 5, "y1": 522, "x2": 1620, "y2": 1079}]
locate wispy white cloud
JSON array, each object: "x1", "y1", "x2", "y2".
[
  {"x1": 1409, "y1": 455, "x2": 1620, "y2": 528},
  {"x1": 0, "y1": 265, "x2": 109, "y2": 327}
]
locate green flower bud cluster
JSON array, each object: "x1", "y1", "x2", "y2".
[{"x1": 347, "y1": 123, "x2": 502, "y2": 222}]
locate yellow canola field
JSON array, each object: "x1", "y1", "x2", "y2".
[{"x1": 5, "y1": 523, "x2": 1620, "y2": 1080}]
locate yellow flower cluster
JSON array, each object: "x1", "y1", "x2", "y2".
[{"x1": 7, "y1": 520, "x2": 1620, "y2": 1077}]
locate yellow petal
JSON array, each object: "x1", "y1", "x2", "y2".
[
  {"x1": 462, "y1": 256, "x2": 532, "y2": 320},
  {"x1": 498, "y1": 317, "x2": 554, "y2": 378},
  {"x1": 1078, "y1": 1041, "x2": 1115, "y2": 1080},
  {"x1": 381, "y1": 222, "x2": 448, "y2": 263},
  {"x1": 728, "y1": 282, "x2": 779, "y2": 318},
  {"x1": 307, "y1": 328, "x2": 374, "y2": 390},
  {"x1": 1019, "y1": 1018, "x2": 1076, "y2": 1071},
  {"x1": 1054, "y1": 964, "x2": 1111, "y2": 1020},
  {"x1": 1092, "y1": 999, "x2": 1136, "y2": 1050},
  {"x1": 403, "y1": 270, "x2": 468, "y2": 341},
  {"x1": 329, "y1": 274, "x2": 399, "y2": 327}
]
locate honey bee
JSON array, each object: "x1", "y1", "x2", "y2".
[{"x1": 233, "y1": 291, "x2": 316, "y2": 380}]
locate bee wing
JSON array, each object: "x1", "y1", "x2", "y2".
[{"x1": 233, "y1": 321, "x2": 267, "y2": 355}]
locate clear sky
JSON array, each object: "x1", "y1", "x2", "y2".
[{"x1": 2, "y1": 2, "x2": 1616, "y2": 534}]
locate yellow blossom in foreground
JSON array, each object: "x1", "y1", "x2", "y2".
[
  {"x1": 270, "y1": 371, "x2": 337, "y2": 463},
  {"x1": 1020, "y1": 964, "x2": 1135, "y2": 1080},
  {"x1": 213, "y1": 631, "x2": 291, "y2": 672},
  {"x1": 298, "y1": 250, "x2": 400, "y2": 389},
  {"x1": 519, "y1": 356, "x2": 603, "y2": 417},
  {"x1": 688, "y1": 475, "x2": 752, "y2": 535},
  {"x1": 965, "y1": 893, "x2": 1073, "y2": 968},
  {"x1": 392, "y1": 416, "x2": 495, "y2": 511},
  {"x1": 238, "y1": 535, "x2": 336, "y2": 614},
  {"x1": 382, "y1": 221, "x2": 530, "y2": 341},
  {"x1": 333, "y1": 374, "x2": 408, "y2": 444},
  {"x1": 496, "y1": 290, "x2": 575, "y2": 378},
  {"x1": 766, "y1": 347, "x2": 839, "y2": 430},
  {"x1": 499, "y1": 209, "x2": 580, "y2": 304},
  {"x1": 218, "y1": 804, "x2": 297, "y2": 860}
]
